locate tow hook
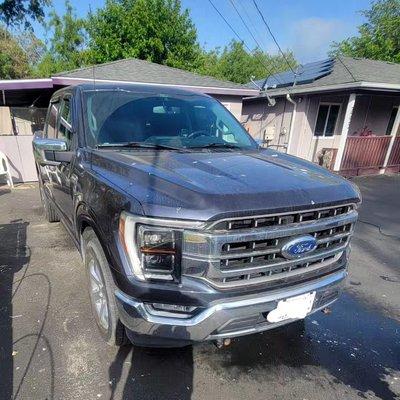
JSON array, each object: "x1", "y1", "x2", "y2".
[{"x1": 214, "y1": 338, "x2": 231, "y2": 348}]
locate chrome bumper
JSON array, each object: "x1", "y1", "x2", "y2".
[{"x1": 115, "y1": 269, "x2": 346, "y2": 345}]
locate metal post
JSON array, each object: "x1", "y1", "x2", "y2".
[
  {"x1": 333, "y1": 93, "x2": 356, "y2": 172},
  {"x1": 381, "y1": 105, "x2": 400, "y2": 173}
]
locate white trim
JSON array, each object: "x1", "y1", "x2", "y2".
[
  {"x1": 0, "y1": 78, "x2": 53, "y2": 90},
  {"x1": 382, "y1": 105, "x2": 400, "y2": 169},
  {"x1": 247, "y1": 81, "x2": 400, "y2": 100},
  {"x1": 313, "y1": 102, "x2": 342, "y2": 137},
  {"x1": 51, "y1": 76, "x2": 258, "y2": 96},
  {"x1": 334, "y1": 93, "x2": 357, "y2": 171},
  {"x1": 0, "y1": 78, "x2": 53, "y2": 84}
]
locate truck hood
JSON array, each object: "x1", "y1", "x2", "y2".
[{"x1": 91, "y1": 148, "x2": 360, "y2": 221}]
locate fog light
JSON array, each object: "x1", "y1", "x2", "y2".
[{"x1": 151, "y1": 303, "x2": 197, "y2": 313}]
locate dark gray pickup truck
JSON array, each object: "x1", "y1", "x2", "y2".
[{"x1": 32, "y1": 83, "x2": 360, "y2": 347}]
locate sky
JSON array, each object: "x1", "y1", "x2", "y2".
[{"x1": 32, "y1": 0, "x2": 371, "y2": 64}]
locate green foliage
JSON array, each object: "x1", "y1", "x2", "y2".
[
  {"x1": 330, "y1": 0, "x2": 400, "y2": 63},
  {"x1": 34, "y1": 1, "x2": 88, "y2": 77},
  {"x1": 0, "y1": 28, "x2": 30, "y2": 78},
  {"x1": 27, "y1": 0, "x2": 296, "y2": 84},
  {"x1": 197, "y1": 40, "x2": 297, "y2": 84},
  {"x1": 0, "y1": 0, "x2": 50, "y2": 29},
  {"x1": 86, "y1": 0, "x2": 201, "y2": 70}
]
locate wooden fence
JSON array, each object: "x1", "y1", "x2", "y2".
[{"x1": 340, "y1": 136, "x2": 391, "y2": 176}]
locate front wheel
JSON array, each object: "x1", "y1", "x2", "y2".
[{"x1": 82, "y1": 228, "x2": 128, "y2": 346}]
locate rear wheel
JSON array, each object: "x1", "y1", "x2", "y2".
[
  {"x1": 82, "y1": 228, "x2": 128, "y2": 346},
  {"x1": 38, "y1": 177, "x2": 59, "y2": 223}
]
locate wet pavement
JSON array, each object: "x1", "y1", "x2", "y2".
[{"x1": 0, "y1": 174, "x2": 399, "y2": 400}]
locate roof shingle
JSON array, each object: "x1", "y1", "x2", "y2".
[{"x1": 54, "y1": 58, "x2": 253, "y2": 92}]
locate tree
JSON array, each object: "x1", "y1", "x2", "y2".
[
  {"x1": 34, "y1": 1, "x2": 88, "y2": 77},
  {"x1": 86, "y1": 0, "x2": 201, "y2": 70},
  {"x1": 330, "y1": 0, "x2": 400, "y2": 63},
  {"x1": 197, "y1": 40, "x2": 297, "y2": 84},
  {"x1": 0, "y1": 27, "x2": 30, "y2": 78},
  {"x1": 0, "y1": 0, "x2": 50, "y2": 29}
]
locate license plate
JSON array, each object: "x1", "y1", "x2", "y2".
[{"x1": 267, "y1": 292, "x2": 316, "y2": 323}]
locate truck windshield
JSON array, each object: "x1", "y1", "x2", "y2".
[{"x1": 83, "y1": 89, "x2": 257, "y2": 150}]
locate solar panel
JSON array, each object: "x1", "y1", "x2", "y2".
[{"x1": 261, "y1": 58, "x2": 334, "y2": 89}]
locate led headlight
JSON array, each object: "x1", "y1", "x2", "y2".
[
  {"x1": 138, "y1": 226, "x2": 176, "y2": 277},
  {"x1": 119, "y1": 212, "x2": 182, "y2": 281}
]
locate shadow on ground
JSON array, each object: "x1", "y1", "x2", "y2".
[{"x1": 0, "y1": 219, "x2": 55, "y2": 400}]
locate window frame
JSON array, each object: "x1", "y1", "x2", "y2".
[
  {"x1": 56, "y1": 94, "x2": 76, "y2": 150},
  {"x1": 313, "y1": 102, "x2": 342, "y2": 138},
  {"x1": 44, "y1": 98, "x2": 60, "y2": 139}
]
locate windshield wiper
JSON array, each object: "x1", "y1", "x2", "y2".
[
  {"x1": 190, "y1": 142, "x2": 242, "y2": 149},
  {"x1": 96, "y1": 142, "x2": 184, "y2": 151}
]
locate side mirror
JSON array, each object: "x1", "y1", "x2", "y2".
[
  {"x1": 32, "y1": 137, "x2": 73, "y2": 165},
  {"x1": 255, "y1": 138, "x2": 265, "y2": 148},
  {"x1": 34, "y1": 130, "x2": 44, "y2": 138}
]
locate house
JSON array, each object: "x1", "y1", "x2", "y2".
[
  {"x1": 0, "y1": 58, "x2": 258, "y2": 183},
  {"x1": 242, "y1": 57, "x2": 400, "y2": 176}
]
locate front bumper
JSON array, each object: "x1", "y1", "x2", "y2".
[{"x1": 115, "y1": 269, "x2": 346, "y2": 347}]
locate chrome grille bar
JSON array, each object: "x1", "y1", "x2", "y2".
[{"x1": 182, "y1": 204, "x2": 358, "y2": 288}]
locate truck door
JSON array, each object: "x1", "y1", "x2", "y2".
[
  {"x1": 51, "y1": 95, "x2": 76, "y2": 225},
  {"x1": 40, "y1": 98, "x2": 60, "y2": 198}
]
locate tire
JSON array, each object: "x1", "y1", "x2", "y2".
[
  {"x1": 38, "y1": 178, "x2": 60, "y2": 223},
  {"x1": 82, "y1": 228, "x2": 128, "y2": 346}
]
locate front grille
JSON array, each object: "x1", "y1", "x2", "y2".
[
  {"x1": 210, "y1": 204, "x2": 354, "y2": 231},
  {"x1": 220, "y1": 223, "x2": 352, "y2": 270},
  {"x1": 182, "y1": 203, "x2": 358, "y2": 289}
]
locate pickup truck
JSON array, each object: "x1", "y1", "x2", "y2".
[{"x1": 32, "y1": 83, "x2": 360, "y2": 348}]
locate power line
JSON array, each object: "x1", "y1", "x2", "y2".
[
  {"x1": 235, "y1": 0, "x2": 271, "y2": 52},
  {"x1": 252, "y1": 0, "x2": 296, "y2": 75},
  {"x1": 229, "y1": 0, "x2": 264, "y2": 51},
  {"x1": 228, "y1": 0, "x2": 283, "y2": 88},
  {"x1": 207, "y1": 0, "x2": 284, "y2": 88},
  {"x1": 231, "y1": 0, "x2": 294, "y2": 89}
]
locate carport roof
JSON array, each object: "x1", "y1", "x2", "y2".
[{"x1": 245, "y1": 57, "x2": 400, "y2": 99}]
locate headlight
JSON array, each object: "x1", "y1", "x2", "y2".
[
  {"x1": 138, "y1": 226, "x2": 176, "y2": 278},
  {"x1": 119, "y1": 212, "x2": 201, "y2": 282}
]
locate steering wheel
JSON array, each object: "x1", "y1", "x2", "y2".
[{"x1": 187, "y1": 130, "x2": 212, "y2": 139}]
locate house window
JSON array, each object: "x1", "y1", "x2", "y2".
[
  {"x1": 314, "y1": 103, "x2": 340, "y2": 137},
  {"x1": 386, "y1": 107, "x2": 398, "y2": 135}
]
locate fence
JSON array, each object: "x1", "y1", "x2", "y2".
[{"x1": 340, "y1": 136, "x2": 392, "y2": 176}]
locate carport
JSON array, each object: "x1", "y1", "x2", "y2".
[{"x1": 0, "y1": 79, "x2": 58, "y2": 182}]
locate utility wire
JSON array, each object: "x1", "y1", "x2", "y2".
[
  {"x1": 207, "y1": 0, "x2": 285, "y2": 89},
  {"x1": 229, "y1": 0, "x2": 264, "y2": 52},
  {"x1": 252, "y1": 0, "x2": 296, "y2": 75},
  {"x1": 229, "y1": 0, "x2": 285, "y2": 88}
]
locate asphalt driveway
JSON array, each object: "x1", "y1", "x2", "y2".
[{"x1": 0, "y1": 174, "x2": 399, "y2": 400}]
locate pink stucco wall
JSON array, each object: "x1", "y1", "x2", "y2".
[{"x1": 0, "y1": 135, "x2": 37, "y2": 183}]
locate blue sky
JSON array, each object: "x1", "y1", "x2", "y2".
[{"x1": 32, "y1": 0, "x2": 371, "y2": 63}]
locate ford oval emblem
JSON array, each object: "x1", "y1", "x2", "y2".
[{"x1": 281, "y1": 235, "x2": 317, "y2": 259}]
